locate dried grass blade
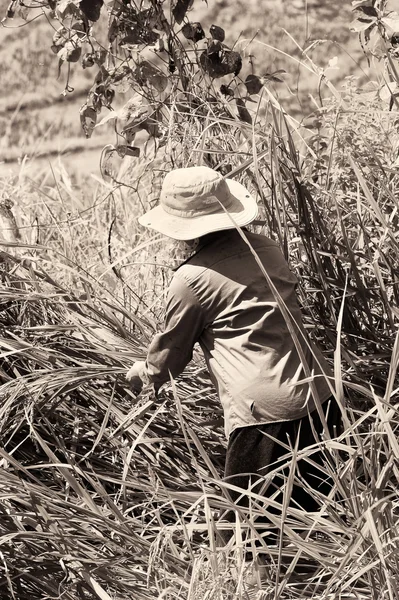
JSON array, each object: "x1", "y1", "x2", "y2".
[{"x1": 385, "y1": 327, "x2": 399, "y2": 403}]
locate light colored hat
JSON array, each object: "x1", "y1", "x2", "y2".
[{"x1": 138, "y1": 166, "x2": 258, "y2": 240}]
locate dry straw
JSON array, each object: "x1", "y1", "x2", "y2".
[{"x1": 1, "y1": 1, "x2": 399, "y2": 598}]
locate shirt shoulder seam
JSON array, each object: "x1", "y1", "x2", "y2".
[{"x1": 172, "y1": 271, "x2": 205, "y2": 312}]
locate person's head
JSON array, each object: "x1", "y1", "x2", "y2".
[{"x1": 138, "y1": 166, "x2": 258, "y2": 241}]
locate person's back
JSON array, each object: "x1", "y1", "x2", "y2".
[
  {"x1": 175, "y1": 229, "x2": 332, "y2": 436},
  {"x1": 126, "y1": 165, "x2": 341, "y2": 524}
]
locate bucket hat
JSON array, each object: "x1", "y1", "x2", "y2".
[{"x1": 138, "y1": 166, "x2": 258, "y2": 240}]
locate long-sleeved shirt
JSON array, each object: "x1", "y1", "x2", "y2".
[{"x1": 142, "y1": 229, "x2": 332, "y2": 438}]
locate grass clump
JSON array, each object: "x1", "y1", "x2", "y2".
[
  {"x1": 0, "y1": 256, "x2": 225, "y2": 599},
  {"x1": 1, "y1": 87, "x2": 399, "y2": 597}
]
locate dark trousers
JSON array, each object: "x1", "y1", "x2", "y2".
[{"x1": 222, "y1": 399, "x2": 341, "y2": 540}]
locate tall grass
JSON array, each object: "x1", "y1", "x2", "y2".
[{"x1": 1, "y1": 4, "x2": 399, "y2": 600}]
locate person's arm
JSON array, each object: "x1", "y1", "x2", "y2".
[{"x1": 126, "y1": 274, "x2": 205, "y2": 392}]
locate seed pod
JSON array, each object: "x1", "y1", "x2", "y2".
[
  {"x1": 391, "y1": 33, "x2": 399, "y2": 47},
  {"x1": 82, "y1": 53, "x2": 95, "y2": 68},
  {"x1": 104, "y1": 88, "x2": 115, "y2": 107},
  {"x1": 172, "y1": 0, "x2": 194, "y2": 24},
  {"x1": 7, "y1": 0, "x2": 18, "y2": 19},
  {"x1": 236, "y1": 98, "x2": 252, "y2": 124},
  {"x1": 116, "y1": 145, "x2": 141, "y2": 158}
]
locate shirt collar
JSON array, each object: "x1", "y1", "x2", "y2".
[{"x1": 172, "y1": 229, "x2": 243, "y2": 272}]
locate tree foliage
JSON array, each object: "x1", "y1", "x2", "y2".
[
  {"x1": 4, "y1": 1, "x2": 399, "y2": 156},
  {"x1": 3, "y1": 0, "x2": 288, "y2": 166}
]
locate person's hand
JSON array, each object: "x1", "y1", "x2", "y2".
[{"x1": 126, "y1": 361, "x2": 147, "y2": 394}]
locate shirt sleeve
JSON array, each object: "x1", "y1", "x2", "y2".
[{"x1": 143, "y1": 274, "x2": 205, "y2": 388}]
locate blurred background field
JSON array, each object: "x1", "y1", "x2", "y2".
[
  {"x1": 1, "y1": 0, "x2": 361, "y2": 180},
  {"x1": 0, "y1": 0, "x2": 368, "y2": 314}
]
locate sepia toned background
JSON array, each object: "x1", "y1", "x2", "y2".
[
  {"x1": 2, "y1": 3, "x2": 399, "y2": 600},
  {"x1": 1, "y1": 0, "x2": 362, "y2": 181}
]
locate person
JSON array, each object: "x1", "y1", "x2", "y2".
[{"x1": 126, "y1": 165, "x2": 340, "y2": 541}]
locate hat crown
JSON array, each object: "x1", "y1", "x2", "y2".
[{"x1": 160, "y1": 166, "x2": 232, "y2": 217}]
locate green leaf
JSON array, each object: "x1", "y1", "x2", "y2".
[
  {"x1": 245, "y1": 74, "x2": 263, "y2": 95},
  {"x1": 52, "y1": 26, "x2": 68, "y2": 48},
  {"x1": 68, "y1": 46, "x2": 82, "y2": 62},
  {"x1": 209, "y1": 24, "x2": 225, "y2": 42},
  {"x1": 134, "y1": 61, "x2": 168, "y2": 93},
  {"x1": 352, "y1": 0, "x2": 374, "y2": 6},
  {"x1": 172, "y1": 0, "x2": 193, "y2": 24},
  {"x1": 220, "y1": 84, "x2": 234, "y2": 97},
  {"x1": 57, "y1": 42, "x2": 81, "y2": 63},
  {"x1": 200, "y1": 47, "x2": 242, "y2": 78},
  {"x1": 79, "y1": 0, "x2": 103, "y2": 22},
  {"x1": 379, "y1": 80, "x2": 397, "y2": 101},
  {"x1": 71, "y1": 20, "x2": 87, "y2": 37},
  {"x1": 120, "y1": 28, "x2": 154, "y2": 45},
  {"x1": 118, "y1": 96, "x2": 146, "y2": 122},
  {"x1": 349, "y1": 17, "x2": 377, "y2": 32},
  {"x1": 56, "y1": 0, "x2": 80, "y2": 19},
  {"x1": 236, "y1": 98, "x2": 252, "y2": 124},
  {"x1": 350, "y1": 5, "x2": 378, "y2": 32},
  {"x1": 80, "y1": 104, "x2": 97, "y2": 138},
  {"x1": 181, "y1": 22, "x2": 205, "y2": 43},
  {"x1": 381, "y1": 15, "x2": 399, "y2": 34},
  {"x1": 352, "y1": 5, "x2": 378, "y2": 17},
  {"x1": 95, "y1": 110, "x2": 118, "y2": 128}
]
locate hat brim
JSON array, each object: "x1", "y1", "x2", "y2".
[{"x1": 138, "y1": 179, "x2": 258, "y2": 240}]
